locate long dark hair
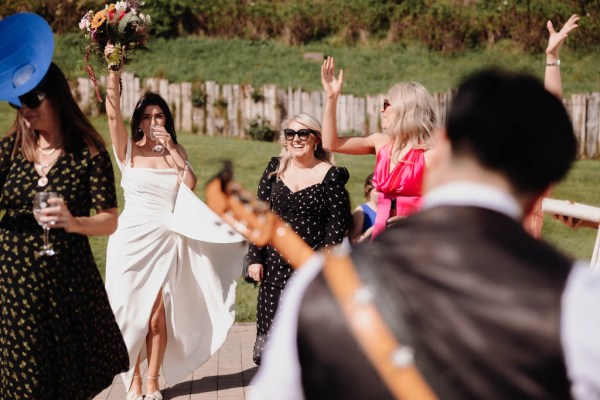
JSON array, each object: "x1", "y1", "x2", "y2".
[
  {"x1": 7, "y1": 62, "x2": 106, "y2": 160},
  {"x1": 130, "y1": 92, "x2": 178, "y2": 144}
]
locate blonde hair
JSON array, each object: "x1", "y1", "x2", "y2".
[
  {"x1": 271, "y1": 113, "x2": 333, "y2": 178},
  {"x1": 385, "y1": 82, "x2": 436, "y2": 161}
]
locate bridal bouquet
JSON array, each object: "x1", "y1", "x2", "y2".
[{"x1": 79, "y1": 0, "x2": 151, "y2": 100}]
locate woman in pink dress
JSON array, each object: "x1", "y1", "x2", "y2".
[{"x1": 320, "y1": 57, "x2": 437, "y2": 237}]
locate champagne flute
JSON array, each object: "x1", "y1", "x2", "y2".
[
  {"x1": 150, "y1": 123, "x2": 165, "y2": 155},
  {"x1": 33, "y1": 192, "x2": 59, "y2": 256}
]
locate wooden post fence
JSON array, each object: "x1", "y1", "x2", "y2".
[{"x1": 74, "y1": 73, "x2": 600, "y2": 158}]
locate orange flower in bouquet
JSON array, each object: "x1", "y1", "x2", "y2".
[{"x1": 80, "y1": 0, "x2": 151, "y2": 100}]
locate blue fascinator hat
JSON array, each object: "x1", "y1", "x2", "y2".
[{"x1": 0, "y1": 13, "x2": 54, "y2": 107}]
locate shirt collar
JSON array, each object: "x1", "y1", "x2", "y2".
[{"x1": 423, "y1": 181, "x2": 523, "y2": 221}]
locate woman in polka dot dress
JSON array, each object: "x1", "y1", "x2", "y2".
[{"x1": 246, "y1": 113, "x2": 352, "y2": 365}]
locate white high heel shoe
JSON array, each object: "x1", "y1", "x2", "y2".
[
  {"x1": 145, "y1": 390, "x2": 163, "y2": 400},
  {"x1": 126, "y1": 392, "x2": 144, "y2": 400},
  {"x1": 145, "y1": 374, "x2": 163, "y2": 400},
  {"x1": 125, "y1": 373, "x2": 144, "y2": 400}
]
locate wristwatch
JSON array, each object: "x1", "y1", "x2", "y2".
[{"x1": 546, "y1": 59, "x2": 560, "y2": 67}]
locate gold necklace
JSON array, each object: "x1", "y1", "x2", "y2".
[
  {"x1": 34, "y1": 150, "x2": 61, "y2": 187},
  {"x1": 34, "y1": 162, "x2": 50, "y2": 187}
]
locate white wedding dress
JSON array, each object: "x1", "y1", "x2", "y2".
[{"x1": 105, "y1": 138, "x2": 245, "y2": 390}]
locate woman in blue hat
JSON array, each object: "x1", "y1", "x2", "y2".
[
  {"x1": 0, "y1": 32, "x2": 129, "y2": 400},
  {"x1": 0, "y1": 12, "x2": 128, "y2": 399}
]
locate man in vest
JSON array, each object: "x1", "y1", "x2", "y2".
[{"x1": 248, "y1": 69, "x2": 600, "y2": 399}]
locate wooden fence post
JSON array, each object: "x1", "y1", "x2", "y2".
[
  {"x1": 181, "y1": 82, "x2": 193, "y2": 133},
  {"x1": 571, "y1": 94, "x2": 588, "y2": 158},
  {"x1": 586, "y1": 93, "x2": 600, "y2": 159},
  {"x1": 232, "y1": 84, "x2": 242, "y2": 137},
  {"x1": 365, "y1": 95, "x2": 380, "y2": 133},
  {"x1": 76, "y1": 77, "x2": 94, "y2": 116},
  {"x1": 205, "y1": 81, "x2": 218, "y2": 136},
  {"x1": 222, "y1": 84, "x2": 235, "y2": 137},
  {"x1": 168, "y1": 83, "x2": 182, "y2": 131}
]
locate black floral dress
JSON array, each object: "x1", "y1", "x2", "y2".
[
  {"x1": 247, "y1": 157, "x2": 352, "y2": 363},
  {"x1": 0, "y1": 135, "x2": 129, "y2": 399}
]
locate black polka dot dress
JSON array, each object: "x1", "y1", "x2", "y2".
[
  {"x1": 0, "y1": 135, "x2": 129, "y2": 399},
  {"x1": 247, "y1": 157, "x2": 352, "y2": 363}
]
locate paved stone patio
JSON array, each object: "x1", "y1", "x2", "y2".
[{"x1": 93, "y1": 323, "x2": 258, "y2": 400}]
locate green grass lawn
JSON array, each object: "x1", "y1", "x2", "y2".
[{"x1": 1, "y1": 100, "x2": 599, "y2": 322}]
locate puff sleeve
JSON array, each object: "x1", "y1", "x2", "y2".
[{"x1": 322, "y1": 166, "x2": 352, "y2": 248}]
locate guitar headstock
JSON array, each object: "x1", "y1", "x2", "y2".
[{"x1": 205, "y1": 161, "x2": 276, "y2": 246}]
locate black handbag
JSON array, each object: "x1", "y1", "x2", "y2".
[{"x1": 242, "y1": 253, "x2": 258, "y2": 284}]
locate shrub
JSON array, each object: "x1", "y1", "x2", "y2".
[
  {"x1": 246, "y1": 118, "x2": 277, "y2": 142},
  {"x1": 9, "y1": 0, "x2": 599, "y2": 54},
  {"x1": 250, "y1": 88, "x2": 265, "y2": 103},
  {"x1": 192, "y1": 82, "x2": 207, "y2": 108}
]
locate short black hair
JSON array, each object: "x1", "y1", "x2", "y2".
[{"x1": 447, "y1": 69, "x2": 576, "y2": 194}]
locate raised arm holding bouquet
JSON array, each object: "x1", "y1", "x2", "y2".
[{"x1": 79, "y1": 1, "x2": 151, "y2": 101}]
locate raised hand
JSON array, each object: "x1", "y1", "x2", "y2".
[
  {"x1": 104, "y1": 42, "x2": 115, "y2": 61},
  {"x1": 321, "y1": 56, "x2": 344, "y2": 99},
  {"x1": 546, "y1": 14, "x2": 579, "y2": 59},
  {"x1": 103, "y1": 41, "x2": 125, "y2": 71}
]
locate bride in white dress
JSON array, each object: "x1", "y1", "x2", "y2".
[{"x1": 103, "y1": 45, "x2": 245, "y2": 400}]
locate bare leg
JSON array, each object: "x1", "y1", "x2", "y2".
[
  {"x1": 127, "y1": 354, "x2": 142, "y2": 398},
  {"x1": 146, "y1": 289, "x2": 167, "y2": 395}
]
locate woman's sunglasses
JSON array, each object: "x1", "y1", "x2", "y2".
[
  {"x1": 284, "y1": 128, "x2": 319, "y2": 141},
  {"x1": 383, "y1": 99, "x2": 391, "y2": 111},
  {"x1": 9, "y1": 90, "x2": 48, "y2": 110}
]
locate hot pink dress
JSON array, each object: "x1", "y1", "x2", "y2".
[{"x1": 371, "y1": 143, "x2": 425, "y2": 238}]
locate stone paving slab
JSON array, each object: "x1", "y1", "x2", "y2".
[{"x1": 94, "y1": 323, "x2": 258, "y2": 400}]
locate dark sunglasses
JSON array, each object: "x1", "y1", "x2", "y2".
[
  {"x1": 284, "y1": 128, "x2": 319, "y2": 141},
  {"x1": 383, "y1": 99, "x2": 391, "y2": 111},
  {"x1": 9, "y1": 90, "x2": 48, "y2": 110}
]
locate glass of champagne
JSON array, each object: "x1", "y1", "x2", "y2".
[
  {"x1": 150, "y1": 123, "x2": 165, "y2": 155},
  {"x1": 33, "y1": 192, "x2": 59, "y2": 256}
]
